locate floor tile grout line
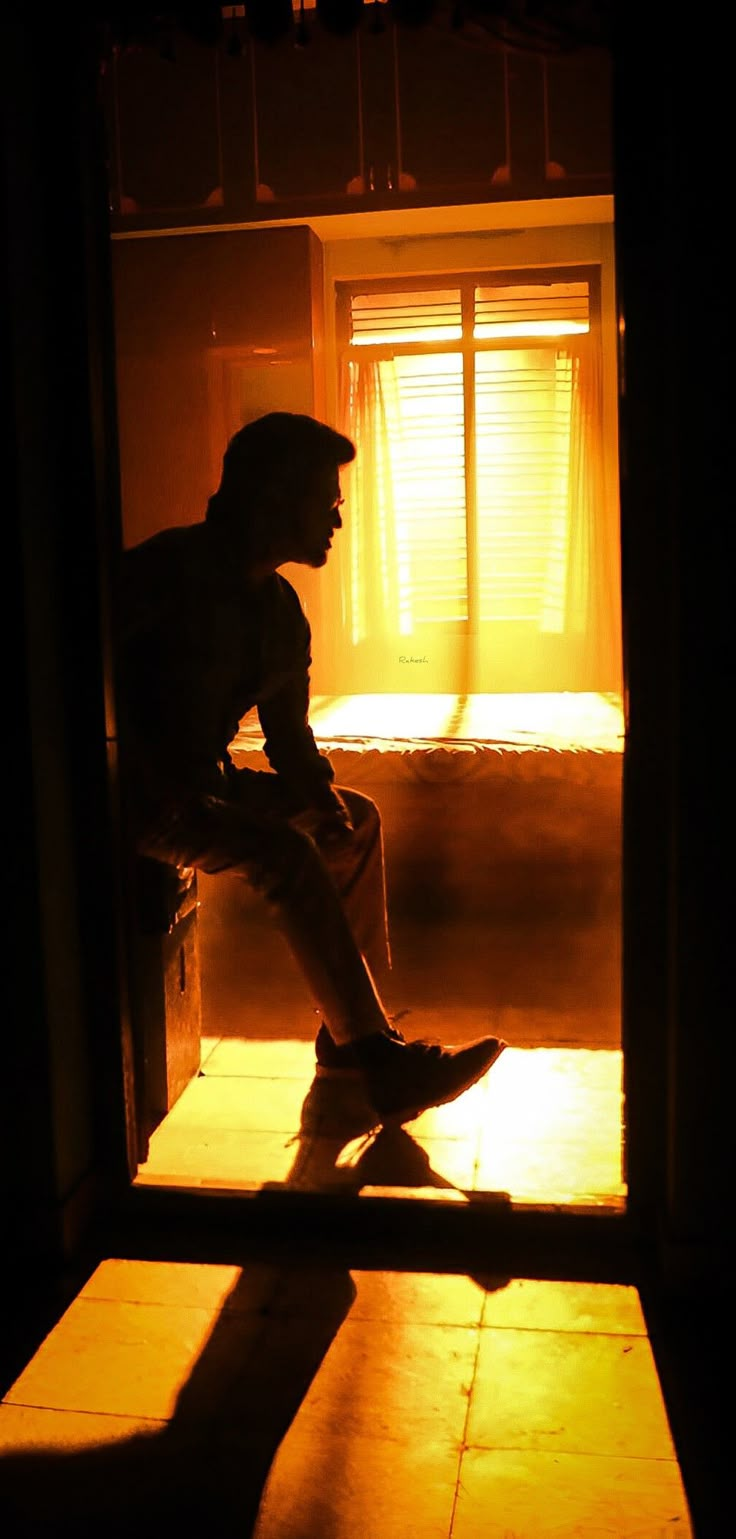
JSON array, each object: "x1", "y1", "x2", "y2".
[
  {"x1": 178, "y1": 1078, "x2": 312, "y2": 1090},
  {"x1": 470, "y1": 1118, "x2": 484, "y2": 1194},
  {"x1": 459, "y1": 1442, "x2": 682, "y2": 1465},
  {"x1": 0, "y1": 1415, "x2": 680, "y2": 1467},
  {"x1": 476, "y1": 1322, "x2": 649, "y2": 1338},
  {"x1": 1, "y1": 1399, "x2": 170, "y2": 1425},
  {"x1": 152, "y1": 1124, "x2": 306, "y2": 1136},
  {"x1": 65, "y1": 1292, "x2": 649, "y2": 1338},
  {"x1": 447, "y1": 1321, "x2": 485, "y2": 1539},
  {"x1": 67, "y1": 1295, "x2": 276, "y2": 1318},
  {"x1": 198, "y1": 1037, "x2": 224, "y2": 1070}
]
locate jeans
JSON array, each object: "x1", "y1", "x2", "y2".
[{"x1": 139, "y1": 769, "x2": 392, "y2": 1045}]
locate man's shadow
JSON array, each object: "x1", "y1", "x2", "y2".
[
  {"x1": 0, "y1": 1260, "x2": 358, "y2": 1537},
  {"x1": 0, "y1": 1077, "x2": 509, "y2": 1537},
  {"x1": 281, "y1": 1070, "x2": 507, "y2": 1201}
]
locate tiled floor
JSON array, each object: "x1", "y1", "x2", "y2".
[
  {"x1": 141, "y1": 877, "x2": 626, "y2": 1200},
  {"x1": 0, "y1": 1262, "x2": 692, "y2": 1536},
  {"x1": 136, "y1": 1035, "x2": 626, "y2": 1206},
  {"x1": 7, "y1": 841, "x2": 640, "y2": 1531}
]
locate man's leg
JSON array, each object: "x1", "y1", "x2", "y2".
[
  {"x1": 228, "y1": 774, "x2": 391, "y2": 999},
  {"x1": 142, "y1": 792, "x2": 389, "y2": 1046},
  {"x1": 297, "y1": 786, "x2": 397, "y2": 1069},
  {"x1": 313, "y1": 787, "x2": 391, "y2": 987},
  {"x1": 142, "y1": 790, "x2": 506, "y2": 1124}
]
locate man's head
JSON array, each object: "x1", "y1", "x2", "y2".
[{"x1": 206, "y1": 412, "x2": 356, "y2": 570}]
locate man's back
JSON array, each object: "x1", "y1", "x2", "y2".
[{"x1": 117, "y1": 521, "x2": 316, "y2": 838}]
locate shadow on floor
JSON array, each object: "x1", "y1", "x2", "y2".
[
  {"x1": 0, "y1": 1099, "x2": 516, "y2": 1536},
  {"x1": 0, "y1": 1263, "x2": 357, "y2": 1536},
  {"x1": 279, "y1": 1079, "x2": 512, "y2": 1203}
]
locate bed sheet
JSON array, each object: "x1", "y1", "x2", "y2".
[{"x1": 229, "y1": 692, "x2": 624, "y2": 786}]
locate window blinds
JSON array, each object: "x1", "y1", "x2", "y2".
[
  {"x1": 347, "y1": 281, "x2": 587, "y2": 630},
  {"x1": 377, "y1": 353, "x2": 468, "y2": 626},
  {"x1": 350, "y1": 289, "x2": 463, "y2": 346},
  {"x1": 475, "y1": 349, "x2": 574, "y2": 625},
  {"x1": 474, "y1": 281, "x2": 589, "y2": 339}
]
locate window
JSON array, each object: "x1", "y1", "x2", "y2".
[{"x1": 335, "y1": 269, "x2": 620, "y2": 694}]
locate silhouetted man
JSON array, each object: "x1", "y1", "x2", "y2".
[{"x1": 118, "y1": 412, "x2": 505, "y2": 1125}]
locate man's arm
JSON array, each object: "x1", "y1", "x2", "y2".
[{"x1": 256, "y1": 591, "x2": 353, "y2": 837}]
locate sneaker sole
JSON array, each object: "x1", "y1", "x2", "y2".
[{"x1": 374, "y1": 1038, "x2": 507, "y2": 1127}]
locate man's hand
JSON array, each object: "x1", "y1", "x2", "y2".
[
  {"x1": 312, "y1": 805, "x2": 355, "y2": 849},
  {"x1": 289, "y1": 795, "x2": 355, "y2": 849}
]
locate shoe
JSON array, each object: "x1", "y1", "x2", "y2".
[
  {"x1": 356, "y1": 1032, "x2": 506, "y2": 1126},
  {"x1": 315, "y1": 1019, "x2": 406, "y2": 1077}
]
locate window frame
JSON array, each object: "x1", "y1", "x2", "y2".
[{"x1": 336, "y1": 265, "x2": 603, "y2": 677}]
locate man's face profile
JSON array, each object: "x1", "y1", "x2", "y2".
[{"x1": 292, "y1": 464, "x2": 344, "y2": 568}]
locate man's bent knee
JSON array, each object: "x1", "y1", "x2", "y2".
[
  {"x1": 247, "y1": 821, "x2": 323, "y2": 906},
  {"x1": 339, "y1": 788, "x2": 381, "y2": 839}
]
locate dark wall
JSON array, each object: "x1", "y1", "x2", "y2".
[
  {"x1": 614, "y1": 16, "x2": 730, "y2": 1265},
  {"x1": 3, "y1": 12, "x2": 133, "y2": 1312}
]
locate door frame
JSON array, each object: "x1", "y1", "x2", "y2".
[{"x1": 11, "y1": 6, "x2": 716, "y2": 1294}]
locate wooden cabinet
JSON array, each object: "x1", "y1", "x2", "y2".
[
  {"x1": 109, "y1": 33, "x2": 225, "y2": 214},
  {"x1": 543, "y1": 47, "x2": 613, "y2": 181},
  {"x1": 112, "y1": 226, "x2": 324, "y2": 548},
  {"x1": 392, "y1": 22, "x2": 509, "y2": 195},
  {"x1": 250, "y1": 21, "x2": 363, "y2": 202},
  {"x1": 106, "y1": 16, "x2": 611, "y2": 233},
  {"x1": 111, "y1": 223, "x2": 328, "y2": 647},
  {"x1": 132, "y1": 862, "x2": 202, "y2": 1138}
]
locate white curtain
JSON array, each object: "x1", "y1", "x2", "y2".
[
  {"x1": 336, "y1": 342, "x2": 621, "y2": 694},
  {"x1": 342, "y1": 357, "x2": 402, "y2": 648},
  {"x1": 564, "y1": 342, "x2": 621, "y2": 690}
]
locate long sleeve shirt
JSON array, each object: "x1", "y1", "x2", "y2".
[{"x1": 116, "y1": 522, "x2": 339, "y2": 841}]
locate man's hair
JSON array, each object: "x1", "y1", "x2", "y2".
[{"x1": 206, "y1": 412, "x2": 355, "y2": 531}]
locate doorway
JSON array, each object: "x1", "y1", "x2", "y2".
[{"x1": 112, "y1": 210, "x2": 624, "y2": 1214}]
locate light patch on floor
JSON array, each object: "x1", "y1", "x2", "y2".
[
  {"x1": 134, "y1": 1040, "x2": 625, "y2": 1205},
  {"x1": 0, "y1": 1263, "x2": 691, "y2": 1536}
]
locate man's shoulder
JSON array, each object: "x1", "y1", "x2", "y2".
[
  {"x1": 122, "y1": 523, "x2": 209, "y2": 592},
  {"x1": 124, "y1": 523, "x2": 204, "y2": 569},
  {"x1": 120, "y1": 524, "x2": 211, "y2": 629}
]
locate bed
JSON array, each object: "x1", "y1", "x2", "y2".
[{"x1": 230, "y1": 692, "x2": 624, "y2": 923}]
